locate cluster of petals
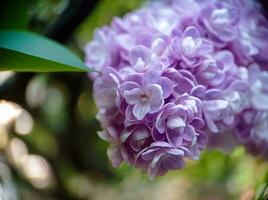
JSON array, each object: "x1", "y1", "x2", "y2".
[{"x1": 85, "y1": 0, "x2": 268, "y2": 179}]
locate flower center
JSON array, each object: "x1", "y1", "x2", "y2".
[
  {"x1": 140, "y1": 94, "x2": 150, "y2": 102},
  {"x1": 182, "y1": 36, "x2": 196, "y2": 55}
]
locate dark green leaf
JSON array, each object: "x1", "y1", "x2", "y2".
[
  {"x1": 0, "y1": 0, "x2": 30, "y2": 29},
  {"x1": 0, "y1": 30, "x2": 89, "y2": 72}
]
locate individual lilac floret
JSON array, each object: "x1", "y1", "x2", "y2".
[
  {"x1": 230, "y1": 1, "x2": 268, "y2": 64},
  {"x1": 155, "y1": 94, "x2": 207, "y2": 160},
  {"x1": 155, "y1": 95, "x2": 203, "y2": 145},
  {"x1": 119, "y1": 70, "x2": 172, "y2": 120},
  {"x1": 85, "y1": 28, "x2": 116, "y2": 73},
  {"x1": 248, "y1": 64, "x2": 268, "y2": 110},
  {"x1": 136, "y1": 142, "x2": 185, "y2": 180},
  {"x1": 171, "y1": 26, "x2": 213, "y2": 67},
  {"x1": 85, "y1": 0, "x2": 268, "y2": 178},
  {"x1": 199, "y1": 1, "x2": 240, "y2": 46},
  {"x1": 98, "y1": 126, "x2": 124, "y2": 168},
  {"x1": 195, "y1": 50, "x2": 236, "y2": 86},
  {"x1": 93, "y1": 67, "x2": 121, "y2": 110},
  {"x1": 235, "y1": 109, "x2": 268, "y2": 159},
  {"x1": 251, "y1": 111, "x2": 268, "y2": 139},
  {"x1": 233, "y1": 64, "x2": 268, "y2": 158},
  {"x1": 128, "y1": 45, "x2": 167, "y2": 73}
]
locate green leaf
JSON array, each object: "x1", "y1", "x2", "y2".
[
  {"x1": 0, "y1": 30, "x2": 89, "y2": 72},
  {"x1": 0, "y1": 0, "x2": 31, "y2": 29}
]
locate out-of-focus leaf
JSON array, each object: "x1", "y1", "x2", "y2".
[
  {"x1": 76, "y1": 0, "x2": 144, "y2": 44},
  {"x1": 256, "y1": 182, "x2": 268, "y2": 200},
  {"x1": 0, "y1": 30, "x2": 89, "y2": 72},
  {"x1": 0, "y1": 0, "x2": 32, "y2": 29}
]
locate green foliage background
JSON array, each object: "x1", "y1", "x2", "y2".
[{"x1": 0, "y1": 0, "x2": 267, "y2": 200}]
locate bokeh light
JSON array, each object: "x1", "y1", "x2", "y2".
[
  {"x1": 26, "y1": 75, "x2": 48, "y2": 109},
  {"x1": 0, "y1": 100, "x2": 22, "y2": 126},
  {"x1": 0, "y1": 71, "x2": 14, "y2": 86},
  {"x1": 6, "y1": 138, "x2": 28, "y2": 167},
  {"x1": 0, "y1": 127, "x2": 8, "y2": 149},
  {"x1": 15, "y1": 110, "x2": 34, "y2": 135},
  {"x1": 21, "y1": 155, "x2": 54, "y2": 189}
]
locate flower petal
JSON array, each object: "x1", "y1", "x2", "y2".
[
  {"x1": 129, "y1": 45, "x2": 151, "y2": 66},
  {"x1": 204, "y1": 112, "x2": 219, "y2": 133},
  {"x1": 167, "y1": 116, "x2": 186, "y2": 129},
  {"x1": 97, "y1": 130, "x2": 112, "y2": 142},
  {"x1": 204, "y1": 99, "x2": 228, "y2": 112},
  {"x1": 160, "y1": 77, "x2": 173, "y2": 98},
  {"x1": 145, "y1": 84, "x2": 164, "y2": 112},
  {"x1": 182, "y1": 26, "x2": 200, "y2": 40},
  {"x1": 251, "y1": 92, "x2": 268, "y2": 110},
  {"x1": 119, "y1": 81, "x2": 140, "y2": 95},
  {"x1": 107, "y1": 146, "x2": 123, "y2": 168},
  {"x1": 162, "y1": 155, "x2": 185, "y2": 170},
  {"x1": 124, "y1": 88, "x2": 143, "y2": 105},
  {"x1": 142, "y1": 70, "x2": 161, "y2": 86},
  {"x1": 133, "y1": 102, "x2": 151, "y2": 120}
]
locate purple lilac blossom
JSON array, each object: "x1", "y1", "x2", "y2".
[{"x1": 85, "y1": 0, "x2": 268, "y2": 179}]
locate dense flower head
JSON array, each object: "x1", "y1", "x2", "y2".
[{"x1": 85, "y1": 0, "x2": 268, "y2": 179}]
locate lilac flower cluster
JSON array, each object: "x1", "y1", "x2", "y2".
[{"x1": 85, "y1": 0, "x2": 268, "y2": 179}]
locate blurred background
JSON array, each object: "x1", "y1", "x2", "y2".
[{"x1": 0, "y1": 0, "x2": 268, "y2": 199}]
